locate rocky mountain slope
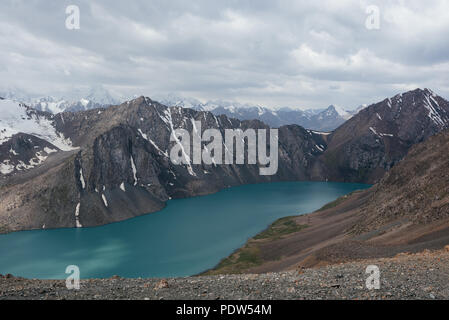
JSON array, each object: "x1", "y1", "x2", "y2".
[
  {"x1": 349, "y1": 122, "x2": 449, "y2": 233},
  {"x1": 315, "y1": 88, "x2": 449, "y2": 183},
  {"x1": 210, "y1": 125, "x2": 449, "y2": 274},
  {"x1": 0, "y1": 97, "x2": 328, "y2": 233},
  {"x1": 1, "y1": 88, "x2": 448, "y2": 233}
]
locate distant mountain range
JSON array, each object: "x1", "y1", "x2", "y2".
[
  {"x1": 0, "y1": 85, "x2": 122, "y2": 114},
  {"x1": 1, "y1": 88, "x2": 449, "y2": 234},
  {"x1": 156, "y1": 94, "x2": 361, "y2": 131},
  {"x1": 0, "y1": 87, "x2": 363, "y2": 132}
]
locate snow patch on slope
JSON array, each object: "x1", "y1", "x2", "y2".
[
  {"x1": 163, "y1": 108, "x2": 196, "y2": 176},
  {"x1": 75, "y1": 203, "x2": 82, "y2": 228},
  {"x1": 1, "y1": 148, "x2": 59, "y2": 175},
  {"x1": 138, "y1": 128, "x2": 168, "y2": 157},
  {"x1": 423, "y1": 93, "x2": 446, "y2": 127},
  {"x1": 101, "y1": 194, "x2": 108, "y2": 207},
  {"x1": 0, "y1": 99, "x2": 77, "y2": 151},
  {"x1": 130, "y1": 156, "x2": 138, "y2": 186},
  {"x1": 79, "y1": 168, "x2": 86, "y2": 189},
  {"x1": 0, "y1": 161, "x2": 14, "y2": 174}
]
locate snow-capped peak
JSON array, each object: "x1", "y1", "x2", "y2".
[
  {"x1": 31, "y1": 96, "x2": 68, "y2": 114},
  {"x1": 328, "y1": 105, "x2": 352, "y2": 120},
  {"x1": 80, "y1": 98, "x2": 90, "y2": 107}
]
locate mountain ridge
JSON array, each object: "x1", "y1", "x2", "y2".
[
  {"x1": 0, "y1": 96, "x2": 328, "y2": 233},
  {"x1": 2, "y1": 89, "x2": 363, "y2": 131},
  {"x1": 1, "y1": 88, "x2": 449, "y2": 233},
  {"x1": 314, "y1": 88, "x2": 449, "y2": 183}
]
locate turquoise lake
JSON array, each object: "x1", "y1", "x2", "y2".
[{"x1": 0, "y1": 181, "x2": 370, "y2": 279}]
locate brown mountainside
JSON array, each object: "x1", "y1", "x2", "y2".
[{"x1": 210, "y1": 127, "x2": 449, "y2": 274}]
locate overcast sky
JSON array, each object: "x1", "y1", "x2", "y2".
[{"x1": 1, "y1": 0, "x2": 449, "y2": 109}]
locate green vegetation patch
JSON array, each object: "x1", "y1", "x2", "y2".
[
  {"x1": 203, "y1": 216, "x2": 307, "y2": 275},
  {"x1": 254, "y1": 216, "x2": 307, "y2": 240},
  {"x1": 204, "y1": 245, "x2": 263, "y2": 276}
]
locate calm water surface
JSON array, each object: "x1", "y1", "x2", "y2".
[{"x1": 0, "y1": 181, "x2": 370, "y2": 279}]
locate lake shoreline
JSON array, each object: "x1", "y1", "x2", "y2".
[
  {"x1": 0, "y1": 180, "x2": 370, "y2": 235},
  {"x1": 0, "y1": 181, "x2": 371, "y2": 279}
]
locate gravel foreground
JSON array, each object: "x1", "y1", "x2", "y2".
[{"x1": 1, "y1": 249, "x2": 449, "y2": 300}]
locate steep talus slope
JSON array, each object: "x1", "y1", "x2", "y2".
[
  {"x1": 0, "y1": 153, "x2": 80, "y2": 233},
  {"x1": 306, "y1": 128, "x2": 449, "y2": 265},
  {"x1": 317, "y1": 88, "x2": 449, "y2": 183},
  {"x1": 350, "y1": 127, "x2": 449, "y2": 234},
  {"x1": 0, "y1": 97, "x2": 328, "y2": 232},
  {"x1": 208, "y1": 127, "x2": 449, "y2": 274}
]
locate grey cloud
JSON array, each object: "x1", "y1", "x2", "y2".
[{"x1": 0, "y1": 0, "x2": 448, "y2": 109}]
